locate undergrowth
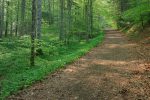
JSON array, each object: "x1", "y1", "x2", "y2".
[{"x1": 0, "y1": 32, "x2": 104, "y2": 99}]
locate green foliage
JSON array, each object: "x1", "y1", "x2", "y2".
[
  {"x1": 122, "y1": 2, "x2": 150, "y2": 23},
  {"x1": 0, "y1": 31, "x2": 104, "y2": 99},
  {"x1": 94, "y1": 0, "x2": 119, "y2": 29}
]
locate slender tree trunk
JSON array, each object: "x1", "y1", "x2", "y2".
[
  {"x1": 67, "y1": 0, "x2": 72, "y2": 32},
  {"x1": 52, "y1": 0, "x2": 54, "y2": 19},
  {"x1": 87, "y1": 0, "x2": 90, "y2": 41},
  {"x1": 89, "y1": 0, "x2": 93, "y2": 35},
  {"x1": 59, "y1": 0, "x2": 64, "y2": 40},
  {"x1": 84, "y1": 0, "x2": 93, "y2": 41},
  {"x1": 15, "y1": 0, "x2": 20, "y2": 36},
  {"x1": 48, "y1": 0, "x2": 52, "y2": 25},
  {"x1": 5, "y1": 1, "x2": 9, "y2": 37},
  {"x1": 0, "y1": 0, "x2": 2, "y2": 38},
  {"x1": 57, "y1": 0, "x2": 59, "y2": 33},
  {"x1": 31, "y1": 0, "x2": 36, "y2": 66},
  {"x1": 37, "y1": 0, "x2": 42, "y2": 39},
  {"x1": 66, "y1": 0, "x2": 72, "y2": 44},
  {"x1": 44, "y1": 0, "x2": 46, "y2": 9},
  {"x1": 10, "y1": 1, "x2": 13, "y2": 36},
  {"x1": 85, "y1": 0, "x2": 89, "y2": 41},
  {"x1": 0, "y1": 0, "x2": 4, "y2": 38},
  {"x1": 20, "y1": 0, "x2": 26, "y2": 35}
]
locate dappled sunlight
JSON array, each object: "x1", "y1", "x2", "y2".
[
  {"x1": 105, "y1": 44, "x2": 120, "y2": 48},
  {"x1": 92, "y1": 59, "x2": 128, "y2": 66},
  {"x1": 106, "y1": 36, "x2": 122, "y2": 39},
  {"x1": 105, "y1": 43, "x2": 137, "y2": 49},
  {"x1": 63, "y1": 66, "x2": 78, "y2": 73},
  {"x1": 53, "y1": 32, "x2": 143, "y2": 84},
  {"x1": 1, "y1": 0, "x2": 149, "y2": 98},
  {"x1": 7, "y1": 30, "x2": 150, "y2": 100},
  {"x1": 59, "y1": 32, "x2": 141, "y2": 78}
]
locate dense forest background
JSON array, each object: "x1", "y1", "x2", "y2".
[{"x1": 0, "y1": 0, "x2": 150, "y2": 99}]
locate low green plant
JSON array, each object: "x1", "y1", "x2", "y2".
[{"x1": 0, "y1": 32, "x2": 104, "y2": 99}]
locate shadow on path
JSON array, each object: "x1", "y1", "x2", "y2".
[{"x1": 8, "y1": 30, "x2": 150, "y2": 100}]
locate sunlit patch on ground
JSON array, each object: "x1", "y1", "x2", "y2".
[{"x1": 8, "y1": 30, "x2": 150, "y2": 100}]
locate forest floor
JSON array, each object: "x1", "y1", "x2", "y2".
[{"x1": 8, "y1": 30, "x2": 150, "y2": 100}]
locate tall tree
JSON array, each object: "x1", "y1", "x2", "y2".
[
  {"x1": 66, "y1": 0, "x2": 72, "y2": 43},
  {"x1": 10, "y1": 1, "x2": 13, "y2": 36},
  {"x1": 37, "y1": 0, "x2": 42, "y2": 39},
  {"x1": 48, "y1": 0, "x2": 53, "y2": 25},
  {"x1": 59, "y1": 0, "x2": 65, "y2": 40},
  {"x1": 15, "y1": 0, "x2": 20, "y2": 36},
  {"x1": 0, "y1": 0, "x2": 2, "y2": 38},
  {"x1": 1, "y1": 0, "x2": 4, "y2": 37},
  {"x1": 89, "y1": 0, "x2": 93, "y2": 38},
  {"x1": 20, "y1": 0, "x2": 26, "y2": 35},
  {"x1": 31, "y1": 0, "x2": 36, "y2": 66},
  {"x1": 84, "y1": 0, "x2": 93, "y2": 41},
  {"x1": 5, "y1": 1, "x2": 10, "y2": 37}
]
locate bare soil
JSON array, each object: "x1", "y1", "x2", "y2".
[{"x1": 8, "y1": 30, "x2": 150, "y2": 100}]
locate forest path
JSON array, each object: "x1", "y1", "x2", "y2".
[{"x1": 8, "y1": 30, "x2": 150, "y2": 100}]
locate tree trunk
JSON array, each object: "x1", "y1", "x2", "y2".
[
  {"x1": 37, "y1": 0, "x2": 42, "y2": 39},
  {"x1": 66, "y1": 0, "x2": 72, "y2": 44},
  {"x1": 5, "y1": 1, "x2": 9, "y2": 37},
  {"x1": 59, "y1": 0, "x2": 64, "y2": 40},
  {"x1": 0, "y1": 0, "x2": 4, "y2": 38},
  {"x1": 20, "y1": 0, "x2": 26, "y2": 35},
  {"x1": 10, "y1": 1, "x2": 13, "y2": 36},
  {"x1": 0, "y1": 0, "x2": 2, "y2": 38},
  {"x1": 48, "y1": 0, "x2": 53, "y2": 25},
  {"x1": 31, "y1": 0, "x2": 36, "y2": 66},
  {"x1": 85, "y1": 0, "x2": 89, "y2": 41},
  {"x1": 15, "y1": 0, "x2": 20, "y2": 36},
  {"x1": 89, "y1": 0, "x2": 93, "y2": 35}
]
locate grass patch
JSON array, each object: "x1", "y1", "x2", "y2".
[{"x1": 0, "y1": 32, "x2": 104, "y2": 99}]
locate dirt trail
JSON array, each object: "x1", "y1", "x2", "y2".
[{"x1": 9, "y1": 30, "x2": 150, "y2": 100}]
